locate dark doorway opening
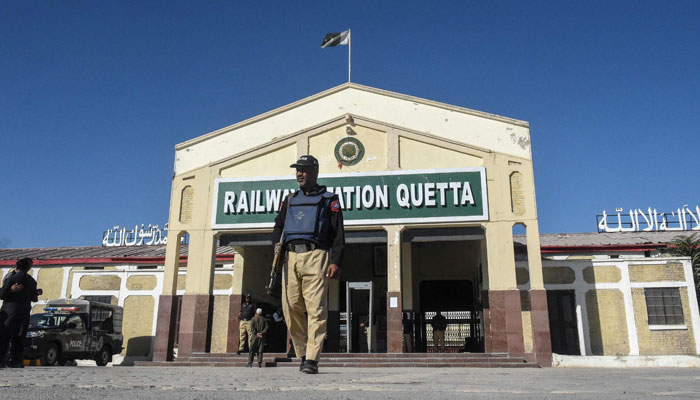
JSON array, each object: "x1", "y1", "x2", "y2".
[
  {"x1": 418, "y1": 280, "x2": 483, "y2": 353},
  {"x1": 547, "y1": 290, "x2": 580, "y2": 355}
]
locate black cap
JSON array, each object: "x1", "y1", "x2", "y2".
[{"x1": 290, "y1": 155, "x2": 319, "y2": 168}]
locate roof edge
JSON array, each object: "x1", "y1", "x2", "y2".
[
  {"x1": 0, "y1": 254, "x2": 236, "y2": 266},
  {"x1": 540, "y1": 244, "x2": 667, "y2": 253}
]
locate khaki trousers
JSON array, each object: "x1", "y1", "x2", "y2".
[
  {"x1": 282, "y1": 248, "x2": 330, "y2": 362},
  {"x1": 238, "y1": 320, "x2": 253, "y2": 351}
]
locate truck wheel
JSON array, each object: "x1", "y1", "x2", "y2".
[
  {"x1": 95, "y1": 346, "x2": 111, "y2": 366},
  {"x1": 41, "y1": 343, "x2": 59, "y2": 366}
]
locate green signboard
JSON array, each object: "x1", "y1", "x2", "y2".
[{"x1": 211, "y1": 168, "x2": 488, "y2": 229}]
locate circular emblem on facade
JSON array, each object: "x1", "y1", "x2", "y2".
[{"x1": 334, "y1": 137, "x2": 365, "y2": 166}]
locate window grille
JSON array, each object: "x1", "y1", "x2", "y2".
[
  {"x1": 644, "y1": 288, "x2": 684, "y2": 325},
  {"x1": 424, "y1": 311, "x2": 479, "y2": 352},
  {"x1": 81, "y1": 296, "x2": 114, "y2": 323}
]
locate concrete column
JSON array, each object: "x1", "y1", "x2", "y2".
[
  {"x1": 153, "y1": 230, "x2": 183, "y2": 361},
  {"x1": 529, "y1": 289, "x2": 552, "y2": 366},
  {"x1": 162, "y1": 230, "x2": 183, "y2": 296},
  {"x1": 152, "y1": 295, "x2": 179, "y2": 361},
  {"x1": 484, "y1": 221, "x2": 517, "y2": 290},
  {"x1": 178, "y1": 230, "x2": 217, "y2": 357},
  {"x1": 177, "y1": 294, "x2": 211, "y2": 357},
  {"x1": 482, "y1": 221, "x2": 524, "y2": 356},
  {"x1": 385, "y1": 225, "x2": 404, "y2": 353},
  {"x1": 524, "y1": 219, "x2": 552, "y2": 366},
  {"x1": 184, "y1": 230, "x2": 217, "y2": 295},
  {"x1": 525, "y1": 219, "x2": 544, "y2": 290}
]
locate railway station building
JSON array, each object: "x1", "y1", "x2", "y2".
[{"x1": 3, "y1": 84, "x2": 698, "y2": 366}]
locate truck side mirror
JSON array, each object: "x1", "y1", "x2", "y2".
[{"x1": 66, "y1": 322, "x2": 77, "y2": 329}]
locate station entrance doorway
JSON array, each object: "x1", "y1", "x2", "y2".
[
  {"x1": 417, "y1": 279, "x2": 483, "y2": 353},
  {"x1": 344, "y1": 281, "x2": 374, "y2": 353},
  {"x1": 406, "y1": 227, "x2": 485, "y2": 353}
]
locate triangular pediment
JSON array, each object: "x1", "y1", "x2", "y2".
[{"x1": 175, "y1": 83, "x2": 531, "y2": 175}]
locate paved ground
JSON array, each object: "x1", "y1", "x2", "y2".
[{"x1": 1, "y1": 366, "x2": 699, "y2": 399}]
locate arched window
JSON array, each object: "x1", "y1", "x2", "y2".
[
  {"x1": 179, "y1": 186, "x2": 194, "y2": 223},
  {"x1": 509, "y1": 172, "x2": 525, "y2": 216}
]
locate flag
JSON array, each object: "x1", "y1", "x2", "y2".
[{"x1": 321, "y1": 30, "x2": 350, "y2": 48}]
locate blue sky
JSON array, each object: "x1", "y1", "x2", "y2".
[{"x1": 1, "y1": 1, "x2": 699, "y2": 248}]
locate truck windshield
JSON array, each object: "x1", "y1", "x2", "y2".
[{"x1": 29, "y1": 313, "x2": 68, "y2": 328}]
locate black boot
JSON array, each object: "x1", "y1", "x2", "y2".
[
  {"x1": 301, "y1": 359, "x2": 318, "y2": 374},
  {"x1": 298, "y1": 356, "x2": 306, "y2": 371}
]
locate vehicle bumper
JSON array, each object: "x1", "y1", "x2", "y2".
[{"x1": 23, "y1": 337, "x2": 47, "y2": 359}]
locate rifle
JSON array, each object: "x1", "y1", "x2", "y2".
[{"x1": 266, "y1": 232, "x2": 285, "y2": 295}]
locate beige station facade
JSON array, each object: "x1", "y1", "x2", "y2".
[
  {"x1": 3, "y1": 84, "x2": 699, "y2": 366},
  {"x1": 154, "y1": 83, "x2": 551, "y2": 365},
  {"x1": 2, "y1": 233, "x2": 698, "y2": 364}
]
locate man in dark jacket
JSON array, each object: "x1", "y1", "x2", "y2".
[
  {"x1": 0, "y1": 258, "x2": 39, "y2": 368},
  {"x1": 247, "y1": 308, "x2": 269, "y2": 368},
  {"x1": 272, "y1": 155, "x2": 345, "y2": 374},
  {"x1": 431, "y1": 311, "x2": 448, "y2": 353}
]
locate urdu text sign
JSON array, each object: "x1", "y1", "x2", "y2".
[{"x1": 211, "y1": 168, "x2": 488, "y2": 229}]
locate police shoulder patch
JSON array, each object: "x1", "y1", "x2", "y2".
[{"x1": 330, "y1": 200, "x2": 340, "y2": 212}]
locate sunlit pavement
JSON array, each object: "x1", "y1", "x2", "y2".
[{"x1": 1, "y1": 366, "x2": 699, "y2": 399}]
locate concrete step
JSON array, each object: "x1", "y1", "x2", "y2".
[
  {"x1": 138, "y1": 352, "x2": 539, "y2": 368},
  {"x1": 134, "y1": 360, "x2": 275, "y2": 367},
  {"x1": 311, "y1": 358, "x2": 527, "y2": 364},
  {"x1": 186, "y1": 352, "x2": 512, "y2": 359},
  {"x1": 137, "y1": 360, "x2": 536, "y2": 368},
  {"x1": 277, "y1": 362, "x2": 538, "y2": 368}
]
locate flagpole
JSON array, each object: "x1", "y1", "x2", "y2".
[{"x1": 348, "y1": 28, "x2": 351, "y2": 82}]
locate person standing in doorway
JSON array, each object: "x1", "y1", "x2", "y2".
[
  {"x1": 247, "y1": 308, "x2": 269, "y2": 368},
  {"x1": 0, "y1": 258, "x2": 39, "y2": 368},
  {"x1": 237, "y1": 294, "x2": 256, "y2": 355},
  {"x1": 431, "y1": 311, "x2": 448, "y2": 353},
  {"x1": 359, "y1": 321, "x2": 369, "y2": 353},
  {"x1": 402, "y1": 313, "x2": 414, "y2": 353},
  {"x1": 272, "y1": 155, "x2": 345, "y2": 374}
]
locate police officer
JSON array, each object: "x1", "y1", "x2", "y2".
[
  {"x1": 0, "y1": 257, "x2": 39, "y2": 368},
  {"x1": 237, "y1": 294, "x2": 256, "y2": 355},
  {"x1": 272, "y1": 155, "x2": 344, "y2": 374}
]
